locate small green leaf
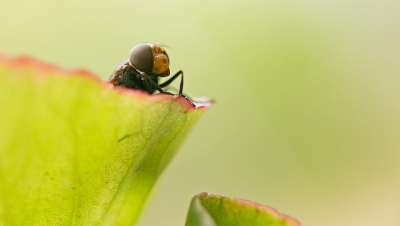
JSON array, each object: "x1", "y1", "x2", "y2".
[
  {"x1": 186, "y1": 193, "x2": 300, "y2": 226},
  {"x1": 0, "y1": 55, "x2": 209, "y2": 225}
]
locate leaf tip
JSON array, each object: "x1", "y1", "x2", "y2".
[{"x1": 192, "y1": 192, "x2": 301, "y2": 226}]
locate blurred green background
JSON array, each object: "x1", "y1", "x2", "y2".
[{"x1": 1, "y1": 0, "x2": 399, "y2": 225}]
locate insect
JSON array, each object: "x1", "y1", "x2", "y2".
[{"x1": 108, "y1": 43, "x2": 184, "y2": 95}]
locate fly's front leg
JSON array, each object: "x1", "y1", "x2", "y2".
[{"x1": 159, "y1": 70, "x2": 184, "y2": 95}]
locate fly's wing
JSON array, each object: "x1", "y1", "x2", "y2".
[{"x1": 108, "y1": 59, "x2": 130, "y2": 85}]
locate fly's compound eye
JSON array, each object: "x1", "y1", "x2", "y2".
[{"x1": 129, "y1": 43, "x2": 154, "y2": 73}]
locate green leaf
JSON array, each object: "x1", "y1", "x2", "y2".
[
  {"x1": 186, "y1": 193, "x2": 301, "y2": 226},
  {"x1": 0, "y1": 55, "x2": 209, "y2": 225}
]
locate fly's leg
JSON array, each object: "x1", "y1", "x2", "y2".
[
  {"x1": 159, "y1": 70, "x2": 184, "y2": 95},
  {"x1": 139, "y1": 71, "x2": 164, "y2": 93},
  {"x1": 160, "y1": 70, "x2": 195, "y2": 106}
]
